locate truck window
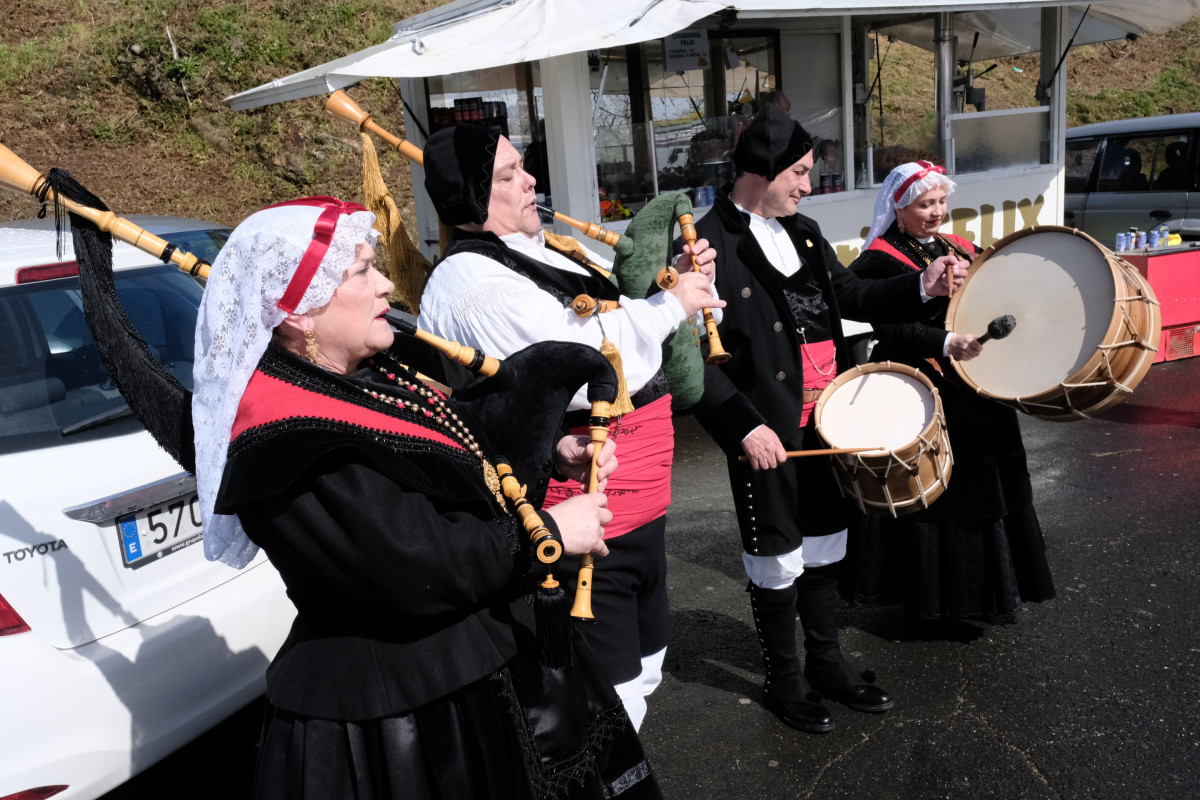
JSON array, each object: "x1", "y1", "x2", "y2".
[
  {"x1": 1152, "y1": 135, "x2": 1190, "y2": 190},
  {"x1": 1065, "y1": 136, "x2": 1100, "y2": 193},
  {"x1": 1096, "y1": 134, "x2": 1188, "y2": 193}
]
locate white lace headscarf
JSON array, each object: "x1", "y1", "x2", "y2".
[
  {"x1": 863, "y1": 161, "x2": 957, "y2": 249},
  {"x1": 193, "y1": 198, "x2": 379, "y2": 568}
]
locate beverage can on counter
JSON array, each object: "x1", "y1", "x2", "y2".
[
  {"x1": 1149, "y1": 229, "x2": 1160, "y2": 248},
  {"x1": 1115, "y1": 232, "x2": 1128, "y2": 251},
  {"x1": 1138, "y1": 231, "x2": 1148, "y2": 248}
]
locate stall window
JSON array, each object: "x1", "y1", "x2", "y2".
[
  {"x1": 425, "y1": 64, "x2": 543, "y2": 163},
  {"x1": 591, "y1": 31, "x2": 780, "y2": 217}
]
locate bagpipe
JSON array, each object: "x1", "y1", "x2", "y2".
[
  {"x1": 0, "y1": 140, "x2": 612, "y2": 665},
  {"x1": 324, "y1": 90, "x2": 727, "y2": 411}
]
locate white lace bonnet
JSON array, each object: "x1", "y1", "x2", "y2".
[
  {"x1": 863, "y1": 160, "x2": 957, "y2": 248},
  {"x1": 192, "y1": 198, "x2": 379, "y2": 568}
]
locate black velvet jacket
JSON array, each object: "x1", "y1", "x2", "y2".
[
  {"x1": 215, "y1": 345, "x2": 545, "y2": 721},
  {"x1": 689, "y1": 191, "x2": 929, "y2": 455}
]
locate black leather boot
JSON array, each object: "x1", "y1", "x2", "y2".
[
  {"x1": 748, "y1": 582, "x2": 835, "y2": 734},
  {"x1": 796, "y1": 564, "x2": 895, "y2": 713}
]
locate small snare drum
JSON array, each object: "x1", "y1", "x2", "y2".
[{"x1": 813, "y1": 362, "x2": 953, "y2": 517}]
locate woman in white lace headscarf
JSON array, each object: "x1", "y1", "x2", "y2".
[
  {"x1": 862, "y1": 160, "x2": 958, "y2": 249},
  {"x1": 193, "y1": 198, "x2": 380, "y2": 568},
  {"x1": 189, "y1": 197, "x2": 661, "y2": 800},
  {"x1": 848, "y1": 166, "x2": 1057, "y2": 637}
]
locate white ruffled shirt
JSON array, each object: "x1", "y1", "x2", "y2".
[{"x1": 420, "y1": 231, "x2": 708, "y2": 411}]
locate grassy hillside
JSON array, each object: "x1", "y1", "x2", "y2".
[
  {"x1": 1, "y1": 0, "x2": 441, "y2": 226},
  {"x1": 867, "y1": 15, "x2": 1200, "y2": 152},
  {"x1": 2, "y1": 2, "x2": 1199, "y2": 228}
]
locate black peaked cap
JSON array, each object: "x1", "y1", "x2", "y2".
[
  {"x1": 733, "y1": 104, "x2": 815, "y2": 180},
  {"x1": 424, "y1": 124, "x2": 502, "y2": 226}
]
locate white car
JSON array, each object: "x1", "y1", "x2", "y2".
[{"x1": 0, "y1": 217, "x2": 294, "y2": 800}]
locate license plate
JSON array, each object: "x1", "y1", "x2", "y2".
[{"x1": 115, "y1": 493, "x2": 203, "y2": 569}]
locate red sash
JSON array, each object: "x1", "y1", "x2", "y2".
[
  {"x1": 543, "y1": 394, "x2": 674, "y2": 539},
  {"x1": 800, "y1": 339, "x2": 837, "y2": 427}
]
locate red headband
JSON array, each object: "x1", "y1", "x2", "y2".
[
  {"x1": 262, "y1": 196, "x2": 369, "y2": 314},
  {"x1": 893, "y1": 161, "x2": 946, "y2": 204}
]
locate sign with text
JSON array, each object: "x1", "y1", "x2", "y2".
[{"x1": 664, "y1": 30, "x2": 710, "y2": 72}]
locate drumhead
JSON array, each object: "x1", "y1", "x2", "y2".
[
  {"x1": 818, "y1": 369, "x2": 935, "y2": 451},
  {"x1": 949, "y1": 229, "x2": 1116, "y2": 398}
]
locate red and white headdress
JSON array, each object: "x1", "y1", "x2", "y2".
[
  {"x1": 192, "y1": 197, "x2": 378, "y2": 568},
  {"x1": 864, "y1": 161, "x2": 956, "y2": 248}
]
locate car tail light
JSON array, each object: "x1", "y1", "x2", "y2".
[
  {"x1": 0, "y1": 787, "x2": 68, "y2": 800},
  {"x1": 15, "y1": 261, "x2": 80, "y2": 284},
  {"x1": 0, "y1": 592, "x2": 30, "y2": 635}
]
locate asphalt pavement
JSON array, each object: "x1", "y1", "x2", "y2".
[
  {"x1": 104, "y1": 355, "x2": 1200, "y2": 800},
  {"x1": 645, "y1": 355, "x2": 1200, "y2": 800}
]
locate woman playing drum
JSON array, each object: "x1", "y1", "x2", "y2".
[{"x1": 847, "y1": 161, "x2": 1056, "y2": 636}]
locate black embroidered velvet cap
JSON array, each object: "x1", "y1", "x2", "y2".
[
  {"x1": 423, "y1": 124, "x2": 502, "y2": 226},
  {"x1": 733, "y1": 104, "x2": 815, "y2": 180}
]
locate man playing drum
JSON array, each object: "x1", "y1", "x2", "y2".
[
  {"x1": 687, "y1": 105, "x2": 965, "y2": 734},
  {"x1": 419, "y1": 123, "x2": 723, "y2": 731}
]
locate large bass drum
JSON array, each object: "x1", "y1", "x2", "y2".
[
  {"x1": 813, "y1": 362, "x2": 953, "y2": 518},
  {"x1": 945, "y1": 225, "x2": 1161, "y2": 421}
]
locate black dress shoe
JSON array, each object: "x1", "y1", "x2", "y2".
[
  {"x1": 817, "y1": 683, "x2": 894, "y2": 713},
  {"x1": 763, "y1": 696, "x2": 835, "y2": 734}
]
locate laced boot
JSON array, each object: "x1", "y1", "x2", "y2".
[
  {"x1": 796, "y1": 565, "x2": 894, "y2": 713},
  {"x1": 748, "y1": 582, "x2": 834, "y2": 734}
]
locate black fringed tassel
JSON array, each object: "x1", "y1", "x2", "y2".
[
  {"x1": 534, "y1": 571, "x2": 574, "y2": 669},
  {"x1": 46, "y1": 168, "x2": 196, "y2": 472}
]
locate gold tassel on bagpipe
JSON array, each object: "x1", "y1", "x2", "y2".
[{"x1": 358, "y1": 131, "x2": 432, "y2": 312}]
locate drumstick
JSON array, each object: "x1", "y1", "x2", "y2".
[
  {"x1": 976, "y1": 314, "x2": 1016, "y2": 344},
  {"x1": 737, "y1": 446, "x2": 886, "y2": 462}
]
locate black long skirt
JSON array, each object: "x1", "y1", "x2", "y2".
[
  {"x1": 253, "y1": 650, "x2": 661, "y2": 800},
  {"x1": 844, "y1": 372, "x2": 1057, "y2": 623}
]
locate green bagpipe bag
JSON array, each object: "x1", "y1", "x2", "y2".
[{"x1": 610, "y1": 190, "x2": 706, "y2": 413}]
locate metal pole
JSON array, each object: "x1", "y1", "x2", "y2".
[{"x1": 934, "y1": 12, "x2": 956, "y2": 170}]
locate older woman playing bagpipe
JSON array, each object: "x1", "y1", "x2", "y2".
[
  {"x1": 0, "y1": 138, "x2": 664, "y2": 796},
  {"x1": 847, "y1": 161, "x2": 1056, "y2": 637},
  {"x1": 189, "y1": 199, "x2": 663, "y2": 799},
  {"x1": 418, "y1": 124, "x2": 723, "y2": 732}
]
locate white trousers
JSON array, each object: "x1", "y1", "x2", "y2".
[
  {"x1": 741, "y1": 529, "x2": 847, "y2": 590},
  {"x1": 611, "y1": 646, "x2": 667, "y2": 731}
]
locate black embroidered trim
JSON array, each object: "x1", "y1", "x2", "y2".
[
  {"x1": 445, "y1": 233, "x2": 620, "y2": 308},
  {"x1": 226, "y1": 415, "x2": 479, "y2": 469},
  {"x1": 781, "y1": 264, "x2": 833, "y2": 341},
  {"x1": 491, "y1": 668, "x2": 634, "y2": 800},
  {"x1": 231, "y1": 346, "x2": 491, "y2": 478}
]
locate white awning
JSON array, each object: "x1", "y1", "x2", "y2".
[
  {"x1": 226, "y1": 0, "x2": 1200, "y2": 111},
  {"x1": 873, "y1": 3, "x2": 1198, "y2": 62}
]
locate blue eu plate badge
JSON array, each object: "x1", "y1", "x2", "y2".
[{"x1": 119, "y1": 516, "x2": 143, "y2": 561}]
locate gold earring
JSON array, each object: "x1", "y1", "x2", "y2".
[
  {"x1": 303, "y1": 329, "x2": 320, "y2": 364},
  {"x1": 896, "y1": 215, "x2": 907, "y2": 235}
]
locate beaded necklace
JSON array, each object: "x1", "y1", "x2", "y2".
[
  {"x1": 361, "y1": 352, "x2": 505, "y2": 507},
  {"x1": 892, "y1": 226, "x2": 972, "y2": 268}
]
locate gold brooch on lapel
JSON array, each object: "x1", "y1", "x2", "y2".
[{"x1": 805, "y1": 239, "x2": 813, "y2": 248}]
